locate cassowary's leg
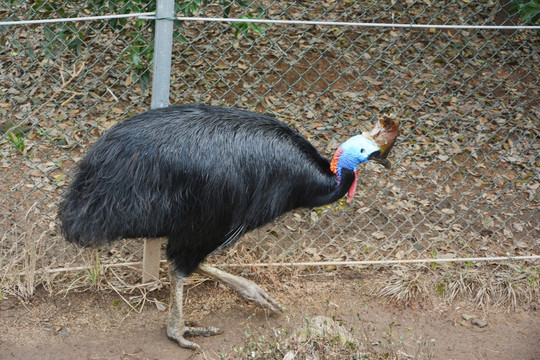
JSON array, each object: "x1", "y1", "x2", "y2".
[
  {"x1": 167, "y1": 269, "x2": 221, "y2": 350},
  {"x1": 196, "y1": 263, "x2": 282, "y2": 313}
]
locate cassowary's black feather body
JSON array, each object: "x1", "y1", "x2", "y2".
[{"x1": 59, "y1": 105, "x2": 355, "y2": 276}]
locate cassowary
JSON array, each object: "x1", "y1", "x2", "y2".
[{"x1": 59, "y1": 105, "x2": 398, "y2": 349}]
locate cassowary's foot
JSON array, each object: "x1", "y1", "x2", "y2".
[
  {"x1": 167, "y1": 324, "x2": 221, "y2": 350},
  {"x1": 196, "y1": 263, "x2": 283, "y2": 313},
  {"x1": 168, "y1": 270, "x2": 221, "y2": 350}
]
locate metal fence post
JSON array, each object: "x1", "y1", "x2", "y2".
[{"x1": 143, "y1": 0, "x2": 174, "y2": 283}]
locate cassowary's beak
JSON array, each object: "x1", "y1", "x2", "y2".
[
  {"x1": 368, "y1": 151, "x2": 392, "y2": 169},
  {"x1": 364, "y1": 115, "x2": 399, "y2": 170}
]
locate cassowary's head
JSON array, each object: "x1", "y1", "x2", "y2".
[{"x1": 330, "y1": 115, "x2": 399, "y2": 202}]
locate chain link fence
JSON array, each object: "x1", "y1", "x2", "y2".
[{"x1": 1, "y1": 0, "x2": 538, "y2": 302}]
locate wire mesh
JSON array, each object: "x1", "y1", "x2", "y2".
[{"x1": 0, "y1": 0, "x2": 538, "y2": 297}]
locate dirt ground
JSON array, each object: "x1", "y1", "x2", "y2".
[{"x1": 1, "y1": 276, "x2": 538, "y2": 360}]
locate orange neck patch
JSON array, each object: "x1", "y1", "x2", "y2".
[{"x1": 330, "y1": 146, "x2": 343, "y2": 175}]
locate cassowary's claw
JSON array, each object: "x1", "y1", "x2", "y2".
[
  {"x1": 237, "y1": 280, "x2": 283, "y2": 313},
  {"x1": 167, "y1": 329, "x2": 201, "y2": 350},
  {"x1": 184, "y1": 326, "x2": 222, "y2": 337},
  {"x1": 167, "y1": 326, "x2": 222, "y2": 350}
]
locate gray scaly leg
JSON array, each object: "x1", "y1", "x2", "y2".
[
  {"x1": 167, "y1": 269, "x2": 221, "y2": 350},
  {"x1": 196, "y1": 263, "x2": 282, "y2": 313}
]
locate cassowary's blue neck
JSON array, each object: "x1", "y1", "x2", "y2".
[{"x1": 305, "y1": 168, "x2": 357, "y2": 208}]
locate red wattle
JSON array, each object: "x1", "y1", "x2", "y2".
[{"x1": 346, "y1": 170, "x2": 357, "y2": 203}]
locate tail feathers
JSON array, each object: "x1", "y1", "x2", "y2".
[
  {"x1": 60, "y1": 218, "x2": 119, "y2": 248},
  {"x1": 59, "y1": 198, "x2": 121, "y2": 247}
]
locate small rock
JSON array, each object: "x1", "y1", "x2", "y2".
[
  {"x1": 154, "y1": 301, "x2": 166, "y2": 312},
  {"x1": 292, "y1": 316, "x2": 356, "y2": 346},
  {"x1": 462, "y1": 314, "x2": 477, "y2": 321},
  {"x1": 471, "y1": 318, "x2": 488, "y2": 328},
  {"x1": 283, "y1": 351, "x2": 295, "y2": 360}
]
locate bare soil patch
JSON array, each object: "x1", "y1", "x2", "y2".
[{"x1": 1, "y1": 276, "x2": 538, "y2": 360}]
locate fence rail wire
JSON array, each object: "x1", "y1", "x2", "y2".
[
  {"x1": 4, "y1": 13, "x2": 540, "y2": 29},
  {"x1": 0, "y1": 0, "x2": 538, "y2": 300},
  {"x1": 0, "y1": 12, "x2": 156, "y2": 26}
]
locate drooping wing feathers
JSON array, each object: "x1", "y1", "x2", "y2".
[{"x1": 209, "y1": 224, "x2": 246, "y2": 256}]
